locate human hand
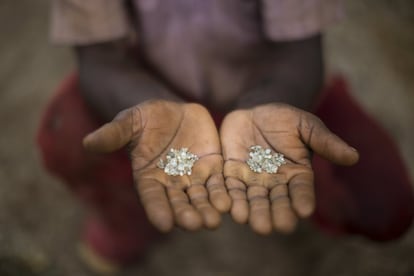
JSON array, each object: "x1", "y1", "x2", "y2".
[
  {"x1": 220, "y1": 103, "x2": 359, "y2": 235},
  {"x1": 83, "y1": 100, "x2": 231, "y2": 232}
]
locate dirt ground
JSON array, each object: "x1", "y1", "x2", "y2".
[{"x1": 1, "y1": 1, "x2": 414, "y2": 275}]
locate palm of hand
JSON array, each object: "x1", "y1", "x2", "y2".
[
  {"x1": 220, "y1": 103, "x2": 359, "y2": 235},
  {"x1": 84, "y1": 101, "x2": 230, "y2": 232}
]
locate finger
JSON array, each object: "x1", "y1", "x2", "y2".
[
  {"x1": 224, "y1": 159, "x2": 250, "y2": 183},
  {"x1": 289, "y1": 172, "x2": 315, "y2": 218},
  {"x1": 136, "y1": 178, "x2": 173, "y2": 233},
  {"x1": 206, "y1": 174, "x2": 231, "y2": 213},
  {"x1": 247, "y1": 186, "x2": 272, "y2": 235},
  {"x1": 299, "y1": 116, "x2": 359, "y2": 166},
  {"x1": 190, "y1": 155, "x2": 230, "y2": 212},
  {"x1": 270, "y1": 184, "x2": 297, "y2": 234},
  {"x1": 220, "y1": 110, "x2": 251, "y2": 161},
  {"x1": 83, "y1": 108, "x2": 140, "y2": 153},
  {"x1": 226, "y1": 177, "x2": 248, "y2": 224},
  {"x1": 187, "y1": 184, "x2": 221, "y2": 229},
  {"x1": 167, "y1": 188, "x2": 203, "y2": 231}
]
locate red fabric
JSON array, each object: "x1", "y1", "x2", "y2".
[
  {"x1": 312, "y1": 76, "x2": 414, "y2": 241},
  {"x1": 37, "y1": 73, "x2": 159, "y2": 264},
  {"x1": 37, "y1": 73, "x2": 414, "y2": 264}
]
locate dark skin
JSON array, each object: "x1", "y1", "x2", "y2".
[
  {"x1": 80, "y1": 35, "x2": 359, "y2": 234},
  {"x1": 221, "y1": 104, "x2": 358, "y2": 234},
  {"x1": 76, "y1": 40, "x2": 181, "y2": 121},
  {"x1": 84, "y1": 101, "x2": 229, "y2": 232},
  {"x1": 237, "y1": 36, "x2": 323, "y2": 110}
]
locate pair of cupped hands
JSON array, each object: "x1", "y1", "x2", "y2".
[{"x1": 83, "y1": 100, "x2": 359, "y2": 235}]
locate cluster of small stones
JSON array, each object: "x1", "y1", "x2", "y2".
[
  {"x1": 246, "y1": 145, "x2": 287, "y2": 173},
  {"x1": 157, "y1": 148, "x2": 199, "y2": 176}
]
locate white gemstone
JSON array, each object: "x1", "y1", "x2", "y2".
[
  {"x1": 158, "y1": 148, "x2": 199, "y2": 176},
  {"x1": 246, "y1": 145, "x2": 286, "y2": 174}
]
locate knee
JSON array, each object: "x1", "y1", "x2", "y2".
[
  {"x1": 36, "y1": 73, "x2": 102, "y2": 179},
  {"x1": 355, "y1": 191, "x2": 414, "y2": 241}
]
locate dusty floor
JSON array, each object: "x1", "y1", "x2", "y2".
[{"x1": 1, "y1": 1, "x2": 414, "y2": 275}]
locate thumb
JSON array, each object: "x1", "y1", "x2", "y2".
[
  {"x1": 83, "y1": 109, "x2": 138, "y2": 153},
  {"x1": 300, "y1": 116, "x2": 359, "y2": 166}
]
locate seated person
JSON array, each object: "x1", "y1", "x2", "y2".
[{"x1": 37, "y1": 0, "x2": 414, "y2": 268}]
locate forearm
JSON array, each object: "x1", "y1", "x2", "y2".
[
  {"x1": 76, "y1": 39, "x2": 181, "y2": 121},
  {"x1": 236, "y1": 35, "x2": 323, "y2": 111}
]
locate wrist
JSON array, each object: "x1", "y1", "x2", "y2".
[
  {"x1": 76, "y1": 42, "x2": 182, "y2": 121},
  {"x1": 236, "y1": 35, "x2": 324, "y2": 111},
  {"x1": 236, "y1": 88, "x2": 317, "y2": 111}
]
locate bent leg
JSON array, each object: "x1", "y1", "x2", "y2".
[
  {"x1": 312, "y1": 76, "x2": 414, "y2": 241},
  {"x1": 36, "y1": 73, "x2": 160, "y2": 264}
]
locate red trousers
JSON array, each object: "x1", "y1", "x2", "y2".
[{"x1": 37, "y1": 73, "x2": 414, "y2": 262}]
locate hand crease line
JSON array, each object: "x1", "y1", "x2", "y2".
[
  {"x1": 228, "y1": 187, "x2": 246, "y2": 193},
  {"x1": 251, "y1": 120, "x2": 297, "y2": 163},
  {"x1": 298, "y1": 113, "x2": 315, "y2": 151},
  {"x1": 206, "y1": 181, "x2": 225, "y2": 189},
  {"x1": 224, "y1": 157, "x2": 246, "y2": 163},
  {"x1": 268, "y1": 182, "x2": 285, "y2": 190},
  {"x1": 248, "y1": 195, "x2": 270, "y2": 202},
  {"x1": 189, "y1": 194, "x2": 208, "y2": 201},
  {"x1": 252, "y1": 119, "x2": 272, "y2": 149},
  {"x1": 132, "y1": 106, "x2": 144, "y2": 138},
  {"x1": 199, "y1": 152, "x2": 222, "y2": 159},
  {"x1": 170, "y1": 197, "x2": 190, "y2": 204},
  {"x1": 270, "y1": 194, "x2": 290, "y2": 202},
  {"x1": 134, "y1": 113, "x2": 185, "y2": 172},
  {"x1": 288, "y1": 180, "x2": 312, "y2": 191}
]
